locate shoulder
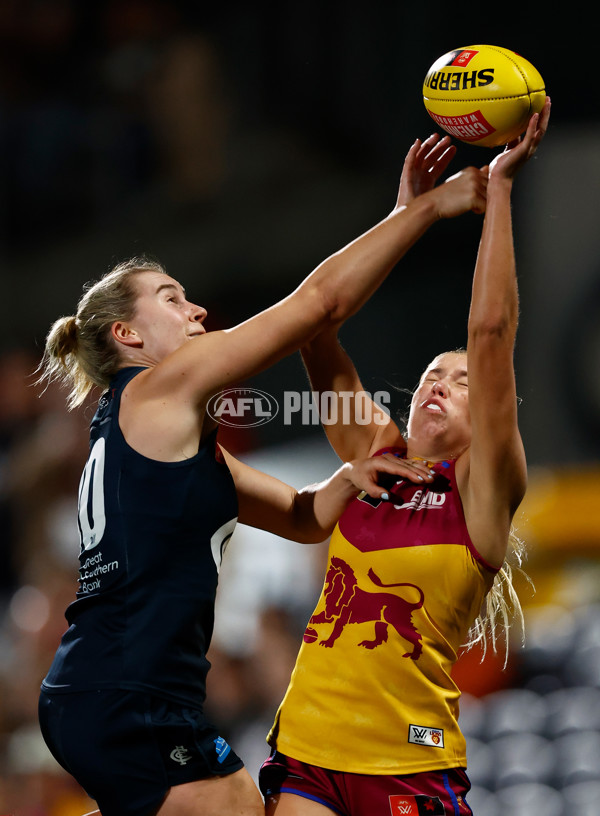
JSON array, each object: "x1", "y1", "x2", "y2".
[{"x1": 117, "y1": 366, "x2": 206, "y2": 460}]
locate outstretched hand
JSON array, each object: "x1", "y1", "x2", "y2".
[
  {"x1": 431, "y1": 165, "x2": 488, "y2": 218},
  {"x1": 395, "y1": 134, "x2": 457, "y2": 209},
  {"x1": 394, "y1": 131, "x2": 487, "y2": 219},
  {"x1": 489, "y1": 96, "x2": 551, "y2": 180},
  {"x1": 345, "y1": 453, "x2": 436, "y2": 502}
]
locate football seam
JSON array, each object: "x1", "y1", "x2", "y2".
[
  {"x1": 483, "y1": 44, "x2": 533, "y2": 93},
  {"x1": 423, "y1": 45, "x2": 544, "y2": 100},
  {"x1": 423, "y1": 94, "x2": 536, "y2": 103}
]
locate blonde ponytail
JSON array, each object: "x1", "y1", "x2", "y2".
[
  {"x1": 464, "y1": 527, "x2": 532, "y2": 668},
  {"x1": 38, "y1": 257, "x2": 166, "y2": 409},
  {"x1": 40, "y1": 314, "x2": 93, "y2": 409}
]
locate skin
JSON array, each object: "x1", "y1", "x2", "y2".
[
  {"x1": 266, "y1": 99, "x2": 552, "y2": 816},
  {"x1": 82, "y1": 145, "x2": 490, "y2": 815}
]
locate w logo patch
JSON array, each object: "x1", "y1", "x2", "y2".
[{"x1": 389, "y1": 795, "x2": 446, "y2": 815}]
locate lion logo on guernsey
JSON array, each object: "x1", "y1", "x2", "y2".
[
  {"x1": 389, "y1": 794, "x2": 446, "y2": 815},
  {"x1": 303, "y1": 557, "x2": 424, "y2": 659}
]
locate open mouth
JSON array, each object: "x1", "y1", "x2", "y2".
[{"x1": 423, "y1": 401, "x2": 444, "y2": 413}]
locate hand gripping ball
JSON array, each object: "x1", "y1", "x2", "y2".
[{"x1": 423, "y1": 45, "x2": 546, "y2": 147}]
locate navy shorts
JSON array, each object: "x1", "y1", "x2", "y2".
[{"x1": 39, "y1": 688, "x2": 244, "y2": 816}]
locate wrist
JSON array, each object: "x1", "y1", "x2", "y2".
[
  {"x1": 487, "y1": 174, "x2": 514, "y2": 195},
  {"x1": 339, "y1": 461, "x2": 361, "y2": 493},
  {"x1": 405, "y1": 192, "x2": 440, "y2": 223},
  {"x1": 486, "y1": 176, "x2": 514, "y2": 210}
]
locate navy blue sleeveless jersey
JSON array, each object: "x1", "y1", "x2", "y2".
[{"x1": 42, "y1": 367, "x2": 238, "y2": 707}]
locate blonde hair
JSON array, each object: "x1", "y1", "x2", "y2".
[
  {"x1": 39, "y1": 257, "x2": 167, "y2": 409},
  {"x1": 464, "y1": 527, "x2": 532, "y2": 668}
]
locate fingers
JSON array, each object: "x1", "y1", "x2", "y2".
[
  {"x1": 415, "y1": 134, "x2": 455, "y2": 178},
  {"x1": 397, "y1": 133, "x2": 458, "y2": 208},
  {"x1": 539, "y1": 95, "x2": 551, "y2": 131},
  {"x1": 363, "y1": 455, "x2": 436, "y2": 500},
  {"x1": 432, "y1": 142, "x2": 457, "y2": 180},
  {"x1": 350, "y1": 454, "x2": 438, "y2": 501},
  {"x1": 530, "y1": 96, "x2": 551, "y2": 150},
  {"x1": 396, "y1": 140, "x2": 421, "y2": 208},
  {"x1": 516, "y1": 96, "x2": 551, "y2": 152},
  {"x1": 472, "y1": 168, "x2": 488, "y2": 213},
  {"x1": 403, "y1": 138, "x2": 421, "y2": 168},
  {"x1": 379, "y1": 453, "x2": 435, "y2": 480},
  {"x1": 522, "y1": 110, "x2": 541, "y2": 148}
]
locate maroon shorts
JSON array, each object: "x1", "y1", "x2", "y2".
[{"x1": 259, "y1": 751, "x2": 473, "y2": 816}]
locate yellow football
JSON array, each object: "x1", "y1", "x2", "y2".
[{"x1": 422, "y1": 45, "x2": 546, "y2": 147}]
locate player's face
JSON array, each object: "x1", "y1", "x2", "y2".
[
  {"x1": 406, "y1": 352, "x2": 471, "y2": 454},
  {"x1": 126, "y1": 272, "x2": 207, "y2": 361}
]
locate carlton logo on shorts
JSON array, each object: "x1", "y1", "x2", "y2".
[
  {"x1": 169, "y1": 745, "x2": 192, "y2": 765},
  {"x1": 389, "y1": 794, "x2": 446, "y2": 815}
]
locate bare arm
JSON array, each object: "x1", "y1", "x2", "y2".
[
  {"x1": 301, "y1": 326, "x2": 404, "y2": 461},
  {"x1": 139, "y1": 166, "x2": 488, "y2": 406},
  {"x1": 299, "y1": 136, "x2": 476, "y2": 462},
  {"x1": 459, "y1": 99, "x2": 551, "y2": 566},
  {"x1": 221, "y1": 447, "x2": 436, "y2": 543}
]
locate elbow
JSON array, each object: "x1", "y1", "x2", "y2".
[
  {"x1": 468, "y1": 316, "x2": 517, "y2": 346},
  {"x1": 301, "y1": 281, "x2": 340, "y2": 330},
  {"x1": 291, "y1": 487, "x2": 334, "y2": 544},
  {"x1": 305, "y1": 257, "x2": 360, "y2": 326},
  {"x1": 298, "y1": 528, "x2": 331, "y2": 545}
]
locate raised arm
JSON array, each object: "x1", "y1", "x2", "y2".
[
  {"x1": 300, "y1": 326, "x2": 403, "y2": 462},
  {"x1": 458, "y1": 99, "x2": 551, "y2": 567},
  {"x1": 220, "y1": 447, "x2": 436, "y2": 543},
  {"x1": 140, "y1": 164, "x2": 488, "y2": 405},
  {"x1": 299, "y1": 136, "x2": 477, "y2": 462}
]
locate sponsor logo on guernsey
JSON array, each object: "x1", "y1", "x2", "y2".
[
  {"x1": 214, "y1": 736, "x2": 231, "y2": 763},
  {"x1": 359, "y1": 486, "x2": 447, "y2": 511},
  {"x1": 389, "y1": 794, "x2": 446, "y2": 815},
  {"x1": 169, "y1": 745, "x2": 192, "y2": 765},
  {"x1": 78, "y1": 550, "x2": 120, "y2": 594},
  {"x1": 408, "y1": 724, "x2": 445, "y2": 749}
]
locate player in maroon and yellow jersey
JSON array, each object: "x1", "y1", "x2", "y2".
[{"x1": 261, "y1": 99, "x2": 551, "y2": 816}]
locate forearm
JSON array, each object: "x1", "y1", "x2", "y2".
[
  {"x1": 300, "y1": 195, "x2": 440, "y2": 324},
  {"x1": 300, "y1": 330, "x2": 396, "y2": 461},
  {"x1": 468, "y1": 177, "x2": 519, "y2": 344},
  {"x1": 293, "y1": 451, "x2": 436, "y2": 540},
  {"x1": 292, "y1": 463, "x2": 362, "y2": 543}
]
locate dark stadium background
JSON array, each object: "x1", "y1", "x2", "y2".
[{"x1": 0, "y1": 4, "x2": 598, "y2": 814}]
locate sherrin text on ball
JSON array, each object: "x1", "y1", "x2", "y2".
[{"x1": 423, "y1": 45, "x2": 546, "y2": 147}]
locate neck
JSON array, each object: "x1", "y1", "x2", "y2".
[{"x1": 405, "y1": 436, "x2": 468, "y2": 462}]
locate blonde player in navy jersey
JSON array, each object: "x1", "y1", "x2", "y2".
[
  {"x1": 261, "y1": 100, "x2": 551, "y2": 816},
  {"x1": 37, "y1": 145, "x2": 488, "y2": 816}
]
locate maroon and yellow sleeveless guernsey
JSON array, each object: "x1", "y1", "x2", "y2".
[{"x1": 268, "y1": 449, "x2": 498, "y2": 775}]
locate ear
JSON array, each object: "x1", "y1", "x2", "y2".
[{"x1": 111, "y1": 321, "x2": 143, "y2": 348}]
